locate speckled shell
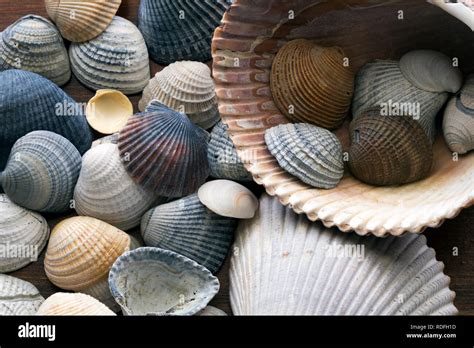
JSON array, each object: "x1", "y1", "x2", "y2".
[
  {"x1": 0, "y1": 194, "x2": 49, "y2": 273},
  {"x1": 45, "y1": 0, "x2": 122, "y2": 42},
  {"x1": 196, "y1": 306, "x2": 227, "y2": 316},
  {"x1": 36, "y1": 293, "x2": 116, "y2": 316},
  {"x1": 70, "y1": 16, "x2": 150, "y2": 95},
  {"x1": 230, "y1": 194, "x2": 458, "y2": 315},
  {"x1": 141, "y1": 194, "x2": 236, "y2": 274},
  {"x1": 265, "y1": 124, "x2": 344, "y2": 189},
  {"x1": 0, "y1": 15, "x2": 70, "y2": 86},
  {"x1": 0, "y1": 131, "x2": 82, "y2": 213},
  {"x1": 138, "y1": 0, "x2": 232, "y2": 65},
  {"x1": 428, "y1": 0, "x2": 474, "y2": 31},
  {"x1": 0, "y1": 274, "x2": 44, "y2": 315},
  {"x1": 118, "y1": 102, "x2": 210, "y2": 198},
  {"x1": 109, "y1": 247, "x2": 220, "y2": 315}
]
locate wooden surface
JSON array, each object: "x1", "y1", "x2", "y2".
[{"x1": 1, "y1": 0, "x2": 473, "y2": 315}]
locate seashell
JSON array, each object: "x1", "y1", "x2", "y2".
[
  {"x1": 0, "y1": 274, "x2": 44, "y2": 315},
  {"x1": 0, "y1": 131, "x2": 82, "y2": 213},
  {"x1": 196, "y1": 306, "x2": 227, "y2": 316},
  {"x1": 92, "y1": 133, "x2": 118, "y2": 148},
  {"x1": 443, "y1": 75, "x2": 474, "y2": 154},
  {"x1": 86, "y1": 90, "x2": 133, "y2": 135},
  {"x1": 44, "y1": 216, "x2": 132, "y2": 310},
  {"x1": 270, "y1": 39, "x2": 354, "y2": 129},
  {"x1": 109, "y1": 247, "x2": 220, "y2": 315},
  {"x1": 348, "y1": 109, "x2": 433, "y2": 186},
  {"x1": 141, "y1": 194, "x2": 237, "y2": 274},
  {"x1": 428, "y1": 0, "x2": 474, "y2": 31},
  {"x1": 36, "y1": 293, "x2": 116, "y2": 316},
  {"x1": 0, "y1": 194, "x2": 49, "y2": 272},
  {"x1": 230, "y1": 194, "x2": 458, "y2": 315},
  {"x1": 70, "y1": 16, "x2": 150, "y2": 95},
  {"x1": 197, "y1": 180, "x2": 259, "y2": 219},
  {"x1": 118, "y1": 102, "x2": 210, "y2": 198},
  {"x1": 265, "y1": 123, "x2": 344, "y2": 189},
  {"x1": 0, "y1": 15, "x2": 70, "y2": 86},
  {"x1": 208, "y1": 121, "x2": 252, "y2": 181},
  {"x1": 45, "y1": 0, "x2": 122, "y2": 42},
  {"x1": 138, "y1": 0, "x2": 232, "y2": 65},
  {"x1": 74, "y1": 144, "x2": 158, "y2": 231},
  {"x1": 399, "y1": 50, "x2": 463, "y2": 94},
  {"x1": 0, "y1": 69, "x2": 92, "y2": 170}
]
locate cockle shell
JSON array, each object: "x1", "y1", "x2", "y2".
[
  {"x1": 118, "y1": 102, "x2": 210, "y2": 198},
  {"x1": 92, "y1": 133, "x2": 118, "y2": 147},
  {"x1": 0, "y1": 274, "x2": 44, "y2": 315},
  {"x1": 36, "y1": 293, "x2": 116, "y2": 316},
  {"x1": 265, "y1": 124, "x2": 344, "y2": 189},
  {"x1": 271, "y1": 39, "x2": 354, "y2": 129},
  {"x1": 139, "y1": 61, "x2": 219, "y2": 129},
  {"x1": 230, "y1": 194, "x2": 458, "y2": 315},
  {"x1": 0, "y1": 15, "x2": 70, "y2": 86},
  {"x1": 45, "y1": 0, "x2": 122, "y2": 42},
  {"x1": 74, "y1": 144, "x2": 158, "y2": 231},
  {"x1": 70, "y1": 16, "x2": 150, "y2": 95},
  {"x1": 0, "y1": 194, "x2": 49, "y2": 273},
  {"x1": 138, "y1": 0, "x2": 232, "y2": 65},
  {"x1": 428, "y1": 0, "x2": 474, "y2": 31},
  {"x1": 0, "y1": 131, "x2": 82, "y2": 213},
  {"x1": 196, "y1": 306, "x2": 227, "y2": 316},
  {"x1": 109, "y1": 247, "x2": 220, "y2": 315},
  {"x1": 141, "y1": 194, "x2": 237, "y2": 274}
]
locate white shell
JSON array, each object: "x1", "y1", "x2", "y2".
[
  {"x1": 428, "y1": 0, "x2": 474, "y2": 31},
  {"x1": 196, "y1": 306, "x2": 227, "y2": 316},
  {"x1": 0, "y1": 274, "x2": 44, "y2": 315},
  {"x1": 36, "y1": 293, "x2": 116, "y2": 316}
]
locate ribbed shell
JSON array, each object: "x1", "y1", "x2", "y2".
[
  {"x1": 118, "y1": 102, "x2": 210, "y2": 198},
  {"x1": 70, "y1": 16, "x2": 150, "y2": 95},
  {"x1": 0, "y1": 69, "x2": 92, "y2": 170},
  {"x1": 92, "y1": 133, "x2": 118, "y2": 147},
  {"x1": 74, "y1": 144, "x2": 158, "y2": 231},
  {"x1": 36, "y1": 293, "x2": 116, "y2": 316},
  {"x1": 230, "y1": 194, "x2": 458, "y2": 315},
  {"x1": 265, "y1": 124, "x2": 344, "y2": 189},
  {"x1": 45, "y1": 0, "x2": 121, "y2": 42},
  {"x1": 0, "y1": 274, "x2": 44, "y2": 315},
  {"x1": 0, "y1": 194, "x2": 50, "y2": 272},
  {"x1": 0, "y1": 15, "x2": 70, "y2": 86},
  {"x1": 271, "y1": 39, "x2": 354, "y2": 129},
  {"x1": 109, "y1": 247, "x2": 220, "y2": 315},
  {"x1": 139, "y1": 61, "x2": 219, "y2": 129},
  {"x1": 141, "y1": 194, "x2": 236, "y2": 274},
  {"x1": 138, "y1": 0, "x2": 232, "y2": 65},
  {"x1": 0, "y1": 131, "x2": 82, "y2": 213}
]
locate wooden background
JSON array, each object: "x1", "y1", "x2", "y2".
[{"x1": 1, "y1": 0, "x2": 473, "y2": 315}]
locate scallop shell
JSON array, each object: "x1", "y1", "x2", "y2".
[
  {"x1": 428, "y1": 0, "x2": 474, "y2": 31},
  {"x1": 230, "y1": 194, "x2": 458, "y2": 315},
  {"x1": 118, "y1": 102, "x2": 210, "y2": 198},
  {"x1": 109, "y1": 247, "x2": 220, "y2": 315},
  {"x1": 138, "y1": 0, "x2": 232, "y2": 65},
  {"x1": 0, "y1": 131, "x2": 82, "y2": 213},
  {"x1": 0, "y1": 194, "x2": 49, "y2": 273},
  {"x1": 196, "y1": 306, "x2": 227, "y2": 316},
  {"x1": 0, "y1": 69, "x2": 92, "y2": 170},
  {"x1": 36, "y1": 293, "x2": 116, "y2": 316},
  {"x1": 265, "y1": 124, "x2": 344, "y2": 189},
  {"x1": 0, "y1": 274, "x2": 44, "y2": 315},
  {"x1": 0, "y1": 15, "x2": 70, "y2": 86},
  {"x1": 70, "y1": 16, "x2": 150, "y2": 95},
  {"x1": 139, "y1": 61, "x2": 219, "y2": 129},
  {"x1": 141, "y1": 193, "x2": 236, "y2": 274},
  {"x1": 45, "y1": 0, "x2": 122, "y2": 42}
]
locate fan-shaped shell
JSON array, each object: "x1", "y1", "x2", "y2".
[
  {"x1": 139, "y1": 61, "x2": 219, "y2": 129},
  {"x1": 36, "y1": 293, "x2": 116, "y2": 316},
  {"x1": 138, "y1": 0, "x2": 232, "y2": 65},
  {"x1": 109, "y1": 247, "x2": 220, "y2": 315},
  {"x1": 0, "y1": 131, "x2": 82, "y2": 213},
  {"x1": 265, "y1": 124, "x2": 344, "y2": 189},
  {"x1": 0, "y1": 274, "x2": 44, "y2": 315},
  {"x1": 141, "y1": 194, "x2": 236, "y2": 274},
  {"x1": 230, "y1": 194, "x2": 458, "y2": 315},
  {"x1": 45, "y1": 0, "x2": 121, "y2": 42},
  {"x1": 428, "y1": 0, "x2": 474, "y2": 31},
  {"x1": 86, "y1": 90, "x2": 133, "y2": 134},
  {"x1": 70, "y1": 16, "x2": 150, "y2": 95},
  {"x1": 0, "y1": 15, "x2": 70, "y2": 86},
  {"x1": 118, "y1": 102, "x2": 210, "y2": 198},
  {"x1": 0, "y1": 194, "x2": 49, "y2": 272},
  {"x1": 196, "y1": 306, "x2": 227, "y2": 316}
]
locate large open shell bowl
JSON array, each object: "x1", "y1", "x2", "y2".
[{"x1": 212, "y1": 0, "x2": 474, "y2": 236}]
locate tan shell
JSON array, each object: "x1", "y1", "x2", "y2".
[{"x1": 36, "y1": 293, "x2": 116, "y2": 316}]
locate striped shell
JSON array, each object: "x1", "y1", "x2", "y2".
[
  {"x1": 141, "y1": 194, "x2": 236, "y2": 274},
  {"x1": 230, "y1": 194, "x2": 458, "y2": 315},
  {"x1": 0, "y1": 274, "x2": 44, "y2": 315},
  {"x1": 70, "y1": 16, "x2": 150, "y2": 95},
  {"x1": 0, "y1": 131, "x2": 82, "y2": 213},
  {"x1": 0, "y1": 15, "x2": 70, "y2": 86},
  {"x1": 36, "y1": 293, "x2": 116, "y2": 316}
]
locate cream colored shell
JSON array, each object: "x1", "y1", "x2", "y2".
[
  {"x1": 86, "y1": 90, "x2": 133, "y2": 134},
  {"x1": 37, "y1": 292, "x2": 116, "y2": 315}
]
